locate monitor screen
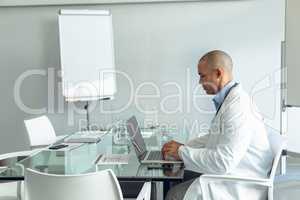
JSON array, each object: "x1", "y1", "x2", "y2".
[{"x1": 126, "y1": 116, "x2": 147, "y2": 159}]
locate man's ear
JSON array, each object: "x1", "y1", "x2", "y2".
[{"x1": 216, "y1": 68, "x2": 223, "y2": 78}]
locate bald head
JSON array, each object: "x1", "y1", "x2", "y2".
[
  {"x1": 199, "y1": 50, "x2": 233, "y2": 75},
  {"x1": 197, "y1": 50, "x2": 234, "y2": 94}
]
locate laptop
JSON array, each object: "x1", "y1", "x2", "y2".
[{"x1": 126, "y1": 116, "x2": 183, "y2": 164}]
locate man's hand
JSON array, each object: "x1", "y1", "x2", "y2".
[{"x1": 161, "y1": 140, "x2": 183, "y2": 161}]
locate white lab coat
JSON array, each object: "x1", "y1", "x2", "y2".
[{"x1": 179, "y1": 84, "x2": 273, "y2": 200}]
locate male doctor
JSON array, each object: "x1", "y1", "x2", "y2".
[{"x1": 162, "y1": 50, "x2": 273, "y2": 200}]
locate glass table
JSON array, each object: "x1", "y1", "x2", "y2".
[{"x1": 0, "y1": 127, "x2": 187, "y2": 198}]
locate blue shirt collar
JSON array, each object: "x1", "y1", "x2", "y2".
[{"x1": 212, "y1": 80, "x2": 236, "y2": 110}]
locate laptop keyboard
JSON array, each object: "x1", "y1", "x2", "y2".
[{"x1": 147, "y1": 151, "x2": 163, "y2": 160}]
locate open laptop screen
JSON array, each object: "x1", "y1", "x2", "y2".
[{"x1": 126, "y1": 116, "x2": 147, "y2": 159}]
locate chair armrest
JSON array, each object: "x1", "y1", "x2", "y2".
[
  {"x1": 0, "y1": 150, "x2": 34, "y2": 160},
  {"x1": 136, "y1": 182, "x2": 151, "y2": 200},
  {"x1": 200, "y1": 174, "x2": 272, "y2": 187},
  {"x1": 200, "y1": 175, "x2": 272, "y2": 200}
]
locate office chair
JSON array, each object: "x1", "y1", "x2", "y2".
[
  {"x1": 24, "y1": 115, "x2": 61, "y2": 148},
  {"x1": 0, "y1": 150, "x2": 38, "y2": 200},
  {"x1": 199, "y1": 131, "x2": 287, "y2": 200},
  {"x1": 25, "y1": 168, "x2": 151, "y2": 200}
]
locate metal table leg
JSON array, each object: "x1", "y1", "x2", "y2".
[{"x1": 17, "y1": 181, "x2": 22, "y2": 200}]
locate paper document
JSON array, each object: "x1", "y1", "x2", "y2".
[
  {"x1": 64, "y1": 130, "x2": 107, "y2": 143},
  {"x1": 95, "y1": 154, "x2": 129, "y2": 165}
]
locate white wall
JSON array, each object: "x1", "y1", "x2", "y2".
[
  {"x1": 285, "y1": 0, "x2": 300, "y2": 153},
  {"x1": 286, "y1": 0, "x2": 300, "y2": 106},
  {"x1": 0, "y1": 0, "x2": 285, "y2": 153},
  {"x1": 0, "y1": 0, "x2": 213, "y2": 7}
]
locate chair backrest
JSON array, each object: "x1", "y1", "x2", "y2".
[
  {"x1": 25, "y1": 168, "x2": 123, "y2": 200},
  {"x1": 267, "y1": 130, "x2": 287, "y2": 180},
  {"x1": 24, "y1": 116, "x2": 57, "y2": 147}
]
